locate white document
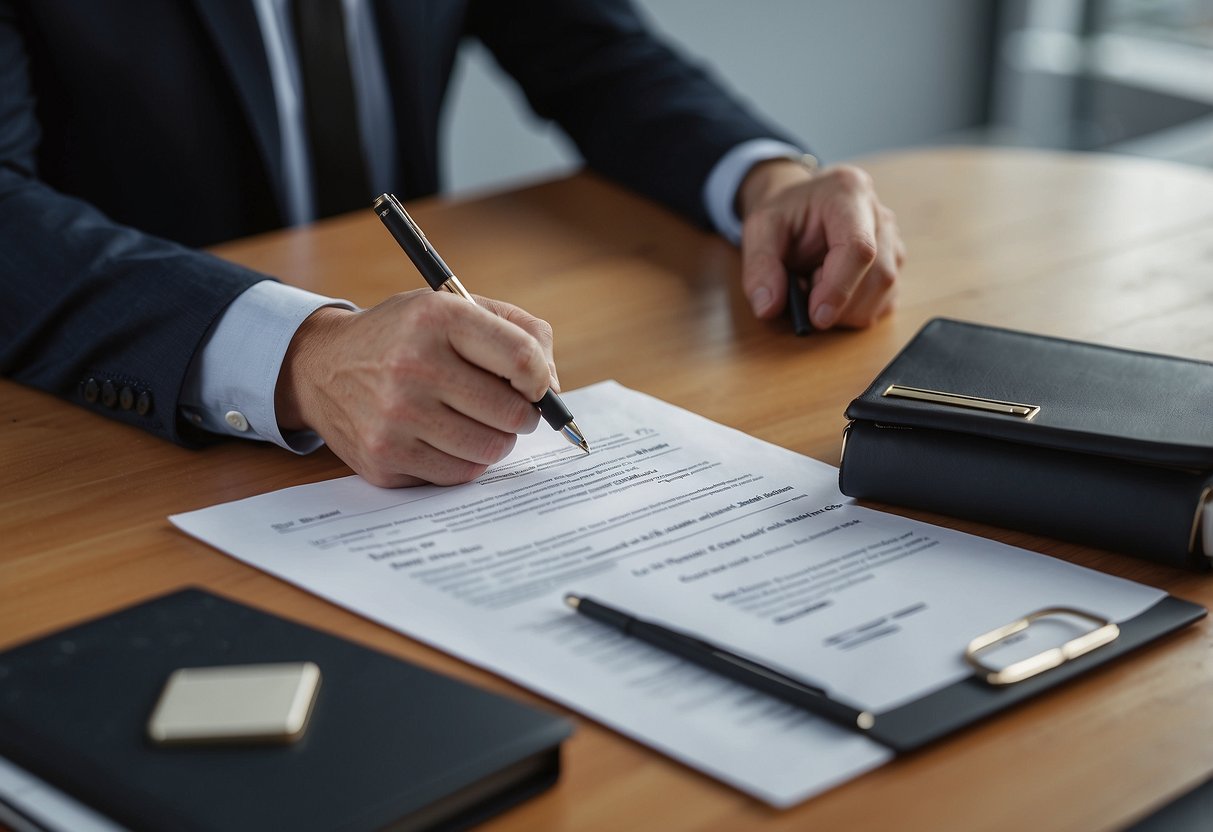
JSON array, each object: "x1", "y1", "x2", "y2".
[
  {"x1": 0, "y1": 755, "x2": 127, "y2": 832},
  {"x1": 170, "y1": 381, "x2": 1165, "y2": 807}
]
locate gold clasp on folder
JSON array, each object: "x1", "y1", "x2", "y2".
[
  {"x1": 964, "y1": 607, "x2": 1120, "y2": 686},
  {"x1": 883, "y1": 385, "x2": 1040, "y2": 420}
]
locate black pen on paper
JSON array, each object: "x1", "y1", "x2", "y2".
[{"x1": 564, "y1": 593, "x2": 876, "y2": 736}]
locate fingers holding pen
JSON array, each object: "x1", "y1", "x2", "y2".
[
  {"x1": 276, "y1": 290, "x2": 559, "y2": 487},
  {"x1": 740, "y1": 212, "x2": 793, "y2": 320},
  {"x1": 811, "y1": 188, "x2": 902, "y2": 328},
  {"x1": 737, "y1": 160, "x2": 903, "y2": 331},
  {"x1": 471, "y1": 295, "x2": 560, "y2": 396}
]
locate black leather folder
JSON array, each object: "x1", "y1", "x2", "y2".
[
  {"x1": 0, "y1": 588, "x2": 572, "y2": 832},
  {"x1": 839, "y1": 317, "x2": 1213, "y2": 569}
]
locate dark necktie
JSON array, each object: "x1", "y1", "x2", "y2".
[{"x1": 291, "y1": 0, "x2": 371, "y2": 218}]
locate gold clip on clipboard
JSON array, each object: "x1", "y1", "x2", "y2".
[
  {"x1": 865, "y1": 597, "x2": 1201, "y2": 752},
  {"x1": 964, "y1": 607, "x2": 1121, "y2": 686}
]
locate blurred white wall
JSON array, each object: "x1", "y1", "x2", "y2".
[{"x1": 441, "y1": 0, "x2": 996, "y2": 195}]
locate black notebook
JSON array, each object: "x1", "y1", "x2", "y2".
[
  {"x1": 0, "y1": 588, "x2": 572, "y2": 832},
  {"x1": 840, "y1": 318, "x2": 1213, "y2": 569}
]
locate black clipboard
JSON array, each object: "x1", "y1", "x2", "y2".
[{"x1": 866, "y1": 595, "x2": 1206, "y2": 752}]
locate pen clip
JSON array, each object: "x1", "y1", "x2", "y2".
[
  {"x1": 374, "y1": 192, "x2": 464, "y2": 293},
  {"x1": 399, "y1": 207, "x2": 428, "y2": 245},
  {"x1": 377, "y1": 193, "x2": 430, "y2": 245}
]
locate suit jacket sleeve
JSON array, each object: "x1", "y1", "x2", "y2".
[
  {"x1": 466, "y1": 0, "x2": 801, "y2": 229},
  {"x1": 0, "y1": 4, "x2": 267, "y2": 446}
]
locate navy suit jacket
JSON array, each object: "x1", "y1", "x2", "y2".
[{"x1": 0, "y1": 0, "x2": 788, "y2": 444}]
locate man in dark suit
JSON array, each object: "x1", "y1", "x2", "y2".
[{"x1": 0, "y1": 0, "x2": 902, "y2": 486}]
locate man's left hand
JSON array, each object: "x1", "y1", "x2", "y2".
[{"x1": 736, "y1": 158, "x2": 905, "y2": 330}]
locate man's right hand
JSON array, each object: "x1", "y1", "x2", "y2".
[{"x1": 274, "y1": 289, "x2": 559, "y2": 488}]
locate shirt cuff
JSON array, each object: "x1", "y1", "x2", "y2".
[
  {"x1": 703, "y1": 138, "x2": 809, "y2": 245},
  {"x1": 179, "y1": 280, "x2": 357, "y2": 454}
]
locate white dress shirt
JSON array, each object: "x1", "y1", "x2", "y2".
[{"x1": 180, "y1": 0, "x2": 804, "y2": 450}]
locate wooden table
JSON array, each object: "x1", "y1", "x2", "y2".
[{"x1": 3, "y1": 147, "x2": 1213, "y2": 831}]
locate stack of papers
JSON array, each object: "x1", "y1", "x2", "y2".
[{"x1": 168, "y1": 381, "x2": 1165, "y2": 806}]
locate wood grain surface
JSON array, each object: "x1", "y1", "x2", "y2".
[{"x1": 3, "y1": 147, "x2": 1213, "y2": 831}]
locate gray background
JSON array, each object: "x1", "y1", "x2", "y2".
[{"x1": 441, "y1": 0, "x2": 997, "y2": 195}]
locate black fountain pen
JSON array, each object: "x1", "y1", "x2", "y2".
[
  {"x1": 373, "y1": 193, "x2": 589, "y2": 453},
  {"x1": 565, "y1": 593, "x2": 877, "y2": 737}
]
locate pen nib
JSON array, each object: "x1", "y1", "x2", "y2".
[{"x1": 561, "y1": 421, "x2": 590, "y2": 454}]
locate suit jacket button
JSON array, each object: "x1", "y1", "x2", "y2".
[
  {"x1": 119, "y1": 386, "x2": 135, "y2": 410},
  {"x1": 83, "y1": 378, "x2": 100, "y2": 403},
  {"x1": 101, "y1": 380, "x2": 117, "y2": 408},
  {"x1": 136, "y1": 391, "x2": 152, "y2": 416}
]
